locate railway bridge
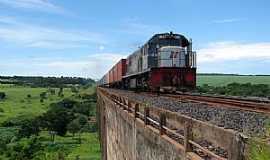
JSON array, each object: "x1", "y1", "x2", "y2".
[{"x1": 97, "y1": 88, "x2": 248, "y2": 160}]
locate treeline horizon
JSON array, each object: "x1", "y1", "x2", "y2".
[{"x1": 0, "y1": 76, "x2": 95, "y2": 87}]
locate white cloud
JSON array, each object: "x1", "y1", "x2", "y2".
[
  {"x1": 1, "y1": 41, "x2": 270, "y2": 77},
  {"x1": 212, "y1": 18, "x2": 246, "y2": 24},
  {"x1": 0, "y1": 16, "x2": 106, "y2": 49},
  {"x1": 0, "y1": 0, "x2": 66, "y2": 14},
  {"x1": 198, "y1": 41, "x2": 270, "y2": 63},
  {"x1": 99, "y1": 45, "x2": 105, "y2": 51},
  {"x1": 0, "y1": 53, "x2": 127, "y2": 78}
]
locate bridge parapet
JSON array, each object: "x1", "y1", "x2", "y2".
[{"x1": 97, "y1": 88, "x2": 247, "y2": 160}]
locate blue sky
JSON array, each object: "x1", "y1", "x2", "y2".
[{"x1": 0, "y1": 0, "x2": 270, "y2": 78}]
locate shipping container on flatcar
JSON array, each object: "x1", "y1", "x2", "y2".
[
  {"x1": 97, "y1": 72, "x2": 109, "y2": 86},
  {"x1": 109, "y1": 70, "x2": 113, "y2": 84},
  {"x1": 116, "y1": 59, "x2": 127, "y2": 82},
  {"x1": 108, "y1": 59, "x2": 127, "y2": 88}
]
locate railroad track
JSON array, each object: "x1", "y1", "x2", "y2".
[
  {"x1": 124, "y1": 89, "x2": 270, "y2": 114},
  {"x1": 112, "y1": 88, "x2": 270, "y2": 114},
  {"x1": 108, "y1": 88, "x2": 269, "y2": 137},
  {"x1": 153, "y1": 91, "x2": 270, "y2": 114}
]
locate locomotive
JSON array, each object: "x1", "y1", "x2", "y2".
[{"x1": 98, "y1": 32, "x2": 197, "y2": 91}]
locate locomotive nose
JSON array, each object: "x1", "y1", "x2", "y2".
[{"x1": 158, "y1": 46, "x2": 186, "y2": 68}]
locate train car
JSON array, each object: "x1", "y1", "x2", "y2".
[
  {"x1": 123, "y1": 32, "x2": 196, "y2": 91},
  {"x1": 108, "y1": 59, "x2": 127, "y2": 88},
  {"x1": 98, "y1": 32, "x2": 196, "y2": 92},
  {"x1": 97, "y1": 72, "x2": 109, "y2": 87}
]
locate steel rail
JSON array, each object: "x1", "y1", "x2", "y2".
[
  {"x1": 174, "y1": 92, "x2": 270, "y2": 114},
  {"x1": 140, "y1": 91, "x2": 270, "y2": 114}
]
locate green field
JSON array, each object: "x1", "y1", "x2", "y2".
[
  {"x1": 0, "y1": 84, "x2": 100, "y2": 160},
  {"x1": 37, "y1": 132, "x2": 100, "y2": 160},
  {"x1": 197, "y1": 75, "x2": 270, "y2": 86},
  {"x1": 0, "y1": 85, "x2": 73, "y2": 123}
]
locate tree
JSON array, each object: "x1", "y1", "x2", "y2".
[
  {"x1": 67, "y1": 119, "x2": 81, "y2": 137},
  {"x1": 18, "y1": 118, "x2": 41, "y2": 138},
  {"x1": 0, "y1": 92, "x2": 6, "y2": 100},
  {"x1": 27, "y1": 94, "x2": 31, "y2": 98},
  {"x1": 40, "y1": 92, "x2": 47, "y2": 99},
  {"x1": 71, "y1": 86, "x2": 79, "y2": 94},
  {"x1": 67, "y1": 115, "x2": 88, "y2": 144},
  {"x1": 56, "y1": 98, "x2": 77, "y2": 109},
  {"x1": 1, "y1": 114, "x2": 41, "y2": 138},
  {"x1": 72, "y1": 102, "x2": 90, "y2": 116},
  {"x1": 41, "y1": 105, "x2": 74, "y2": 136},
  {"x1": 58, "y1": 87, "x2": 63, "y2": 97},
  {"x1": 48, "y1": 88, "x2": 56, "y2": 95},
  {"x1": 77, "y1": 115, "x2": 88, "y2": 126}
]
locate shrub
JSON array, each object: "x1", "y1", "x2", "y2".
[
  {"x1": 48, "y1": 88, "x2": 56, "y2": 95},
  {"x1": 2, "y1": 114, "x2": 35, "y2": 127},
  {"x1": 1, "y1": 114, "x2": 40, "y2": 138},
  {"x1": 248, "y1": 139, "x2": 270, "y2": 160},
  {"x1": 0, "y1": 127, "x2": 19, "y2": 154},
  {"x1": 71, "y1": 86, "x2": 79, "y2": 93},
  {"x1": 67, "y1": 119, "x2": 81, "y2": 137},
  {"x1": 18, "y1": 118, "x2": 41, "y2": 138},
  {"x1": 40, "y1": 92, "x2": 47, "y2": 99},
  {"x1": 0, "y1": 92, "x2": 6, "y2": 100},
  {"x1": 197, "y1": 83, "x2": 270, "y2": 97},
  {"x1": 6, "y1": 136, "x2": 43, "y2": 160}
]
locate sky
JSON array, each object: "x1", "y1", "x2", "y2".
[{"x1": 0, "y1": 0, "x2": 270, "y2": 78}]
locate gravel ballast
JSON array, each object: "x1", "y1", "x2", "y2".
[{"x1": 108, "y1": 89, "x2": 270, "y2": 137}]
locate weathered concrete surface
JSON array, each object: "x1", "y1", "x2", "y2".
[
  {"x1": 97, "y1": 88, "x2": 247, "y2": 160},
  {"x1": 97, "y1": 90, "x2": 191, "y2": 160}
]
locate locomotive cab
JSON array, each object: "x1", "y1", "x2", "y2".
[
  {"x1": 148, "y1": 45, "x2": 197, "y2": 92},
  {"x1": 158, "y1": 46, "x2": 186, "y2": 67}
]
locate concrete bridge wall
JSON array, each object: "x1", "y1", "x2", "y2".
[{"x1": 97, "y1": 88, "x2": 246, "y2": 160}]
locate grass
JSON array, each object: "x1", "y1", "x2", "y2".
[
  {"x1": 66, "y1": 133, "x2": 100, "y2": 160},
  {"x1": 0, "y1": 85, "x2": 73, "y2": 123},
  {"x1": 247, "y1": 120, "x2": 270, "y2": 160},
  {"x1": 248, "y1": 139, "x2": 270, "y2": 160},
  {"x1": 38, "y1": 132, "x2": 100, "y2": 160},
  {"x1": 80, "y1": 85, "x2": 96, "y2": 95},
  {"x1": 0, "y1": 132, "x2": 100, "y2": 160},
  {"x1": 197, "y1": 75, "x2": 270, "y2": 86}
]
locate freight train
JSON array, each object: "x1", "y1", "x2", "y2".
[{"x1": 97, "y1": 32, "x2": 197, "y2": 92}]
